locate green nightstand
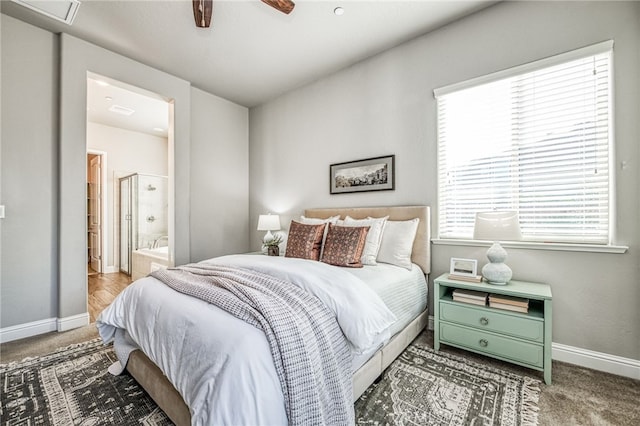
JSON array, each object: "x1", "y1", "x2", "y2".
[{"x1": 434, "y1": 273, "x2": 553, "y2": 384}]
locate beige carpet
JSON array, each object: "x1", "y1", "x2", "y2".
[
  {"x1": 1, "y1": 325, "x2": 99, "y2": 364},
  {"x1": 2, "y1": 326, "x2": 639, "y2": 425},
  {"x1": 411, "y1": 333, "x2": 640, "y2": 426}
]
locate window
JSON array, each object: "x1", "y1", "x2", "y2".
[{"x1": 435, "y1": 41, "x2": 613, "y2": 245}]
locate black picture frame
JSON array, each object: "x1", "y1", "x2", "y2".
[{"x1": 330, "y1": 155, "x2": 395, "y2": 194}]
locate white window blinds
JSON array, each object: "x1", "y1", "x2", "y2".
[{"x1": 435, "y1": 41, "x2": 613, "y2": 244}]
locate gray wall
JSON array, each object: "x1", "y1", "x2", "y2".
[
  {"x1": 190, "y1": 87, "x2": 249, "y2": 261},
  {"x1": 249, "y1": 1, "x2": 640, "y2": 360},
  {"x1": 0, "y1": 15, "x2": 250, "y2": 330},
  {"x1": 1, "y1": 15, "x2": 59, "y2": 324}
]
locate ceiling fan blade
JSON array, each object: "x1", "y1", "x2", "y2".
[
  {"x1": 261, "y1": 0, "x2": 295, "y2": 15},
  {"x1": 192, "y1": 0, "x2": 213, "y2": 28}
]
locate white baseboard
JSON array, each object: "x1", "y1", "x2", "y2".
[
  {"x1": 0, "y1": 317, "x2": 57, "y2": 344},
  {"x1": 427, "y1": 315, "x2": 639, "y2": 380},
  {"x1": 57, "y1": 312, "x2": 90, "y2": 332},
  {"x1": 103, "y1": 265, "x2": 119, "y2": 274},
  {"x1": 552, "y1": 342, "x2": 640, "y2": 380},
  {"x1": 0, "y1": 313, "x2": 90, "y2": 344}
]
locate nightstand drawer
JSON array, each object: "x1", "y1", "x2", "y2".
[
  {"x1": 440, "y1": 301, "x2": 544, "y2": 343},
  {"x1": 440, "y1": 322, "x2": 544, "y2": 368}
]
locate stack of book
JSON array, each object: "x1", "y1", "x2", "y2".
[
  {"x1": 452, "y1": 289, "x2": 488, "y2": 306},
  {"x1": 489, "y1": 294, "x2": 529, "y2": 313},
  {"x1": 448, "y1": 273, "x2": 483, "y2": 283}
]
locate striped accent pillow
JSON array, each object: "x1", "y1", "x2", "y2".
[
  {"x1": 321, "y1": 224, "x2": 370, "y2": 268},
  {"x1": 285, "y1": 221, "x2": 326, "y2": 261}
]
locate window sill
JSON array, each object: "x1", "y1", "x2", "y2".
[{"x1": 431, "y1": 239, "x2": 628, "y2": 254}]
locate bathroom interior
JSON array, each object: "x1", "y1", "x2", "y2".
[{"x1": 86, "y1": 74, "x2": 171, "y2": 321}]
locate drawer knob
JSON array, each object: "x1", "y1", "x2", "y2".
[
  {"x1": 479, "y1": 339, "x2": 489, "y2": 347},
  {"x1": 479, "y1": 317, "x2": 489, "y2": 326}
]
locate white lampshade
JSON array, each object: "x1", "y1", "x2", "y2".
[
  {"x1": 473, "y1": 211, "x2": 522, "y2": 242},
  {"x1": 257, "y1": 214, "x2": 281, "y2": 231}
]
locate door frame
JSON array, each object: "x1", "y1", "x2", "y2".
[
  {"x1": 59, "y1": 34, "x2": 189, "y2": 330},
  {"x1": 87, "y1": 149, "x2": 108, "y2": 274}
]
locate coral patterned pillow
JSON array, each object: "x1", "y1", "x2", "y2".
[
  {"x1": 321, "y1": 224, "x2": 370, "y2": 268},
  {"x1": 284, "y1": 221, "x2": 326, "y2": 261}
]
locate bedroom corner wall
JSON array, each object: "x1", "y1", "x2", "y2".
[
  {"x1": 249, "y1": 1, "x2": 640, "y2": 364},
  {"x1": 1, "y1": 14, "x2": 59, "y2": 328},
  {"x1": 190, "y1": 87, "x2": 249, "y2": 261}
]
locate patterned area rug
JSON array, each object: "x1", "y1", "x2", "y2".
[
  {"x1": 1, "y1": 338, "x2": 540, "y2": 425},
  {"x1": 0, "y1": 339, "x2": 171, "y2": 425},
  {"x1": 355, "y1": 343, "x2": 540, "y2": 425}
]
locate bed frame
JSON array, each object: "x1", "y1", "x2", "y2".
[{"x1": 125, "y1": 206, "x2": 431, "y2": 426}]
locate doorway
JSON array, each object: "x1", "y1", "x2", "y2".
[
  {"x1": 85, "y1": 73, "x2": 172, "y2": 321},
  {"x1": 86, "y1": 151, "x2": 105, "y2": 275}
]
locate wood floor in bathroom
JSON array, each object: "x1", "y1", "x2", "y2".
[{"x1": 88, "y1": 271, "x2": 132, "y2": 322}]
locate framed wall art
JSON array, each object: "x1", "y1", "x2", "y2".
[{"x1": 330, "y1": 155, "x2": 395, "y2": 194}]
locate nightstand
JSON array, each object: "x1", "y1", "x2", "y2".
[{"x1": 434, "y1": 273, "x2": 553, "y2": 384}]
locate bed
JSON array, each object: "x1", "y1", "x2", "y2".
[{"x1": 97, "y1": 205, "x2": 431, "y2": 425}]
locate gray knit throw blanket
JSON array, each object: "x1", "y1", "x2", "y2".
[{"x1": 151, "y1": 263, "x2": 354, "y2": 426}]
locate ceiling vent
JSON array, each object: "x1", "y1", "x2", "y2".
[
  {"x1": 108, "y1": 105, "x2": 135, "y2": 116},
  {"x1": 10, "y1": 0, "x2": 81, "y2": 25}
]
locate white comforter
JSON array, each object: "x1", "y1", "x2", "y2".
[{"x1": 96, "y1": 255, "x2": 397, "y2": 426}]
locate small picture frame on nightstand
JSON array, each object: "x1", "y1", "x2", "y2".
[{"x1": 450, "y1": 258, "x2": 478, "y2": 277}]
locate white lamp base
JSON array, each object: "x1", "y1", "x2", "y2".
[
  {"x1": 482, "y1": 242, "x2": 513, "y2": 285},
  {"x1": 262, "y1": 230, "x2": 275, "y2": 244},
  {"x1": 482, "y1": 263, "x2": 512, "y2": 285}
]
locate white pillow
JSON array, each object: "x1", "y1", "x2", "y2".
[
  {"x1": 299, "y1": 215, "x2": 340, "y2": 225},
  {"x1": 375, "y1": 218, "x2": 419, "y2": 270},
  {"x1": 343, "y1": 216, "x2": 388, "y2": 265}
]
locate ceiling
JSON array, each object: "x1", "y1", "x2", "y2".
[
  {"x1": 2, "y1": 0, "x2": 496, "y2": 109},
  {"x1": 86, "y1": 75, "x2": 170, "y2": 137}
]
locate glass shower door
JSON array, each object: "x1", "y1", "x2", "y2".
[
  {"x1": 119, "y1": 176, "x2": 131, "y2": 275},
  {"x1": 119, "y1": 173, "x2": 168, "y2": 276}
]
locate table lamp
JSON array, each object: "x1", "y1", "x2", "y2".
[
  {"x1": 473, "y1": 211, "x2": 522, "y2": 285},
  {"x1": 257, "y1": 214, "x2": 281, "y2": 244}
]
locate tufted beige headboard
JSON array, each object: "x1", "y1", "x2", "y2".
[{"x1": 303, "y1": 206, "x2": 431, "y2": 274}]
